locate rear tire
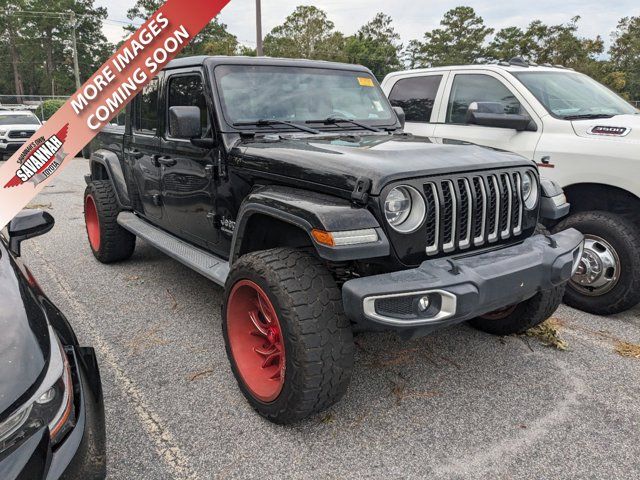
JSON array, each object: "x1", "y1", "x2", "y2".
[
  {"x1": 84, "y1": 180, "x2": 136, "y2": 263},
  {"x1": 553, "y1": 211, "x2": 640, "y2": 315},
  {"x1": 223, "y1": 248, "x2": 354, "y2": 424},
  {"x1": 469, "y1": 286, "x2": 564, "y2": 336}
]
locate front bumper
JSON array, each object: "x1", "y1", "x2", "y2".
[
  {"x1": 0, "y1": 141, "x2": 26, "y2": 153},
  {"x1": 343, "y1": 229, "x2": 583, "y2": 337},
  {"x1": 0, "y1": 347, "x2": 106, "y2": 480}
]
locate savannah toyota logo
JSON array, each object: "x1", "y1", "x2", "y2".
[{"x1": 4, "y1": 124, "x2": 69, "y2": 188}]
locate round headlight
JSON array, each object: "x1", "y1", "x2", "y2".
[
  {"x1": 522, "y1": 172, "x2": 539, "y2": 209},
  {"x1": 384, "y1": 186, "x2": 426, "y2": 233}
]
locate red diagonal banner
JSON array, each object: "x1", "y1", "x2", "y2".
[{"x1": 0, "y1": 0, "x2": 231, "y2": 228}]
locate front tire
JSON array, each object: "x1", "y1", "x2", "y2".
[
  {"x1": 223, "y1": 248, "x2": 354, "y2": 424},
  {"x1": 84, "y1": 180, "x2": 136, "y2": 263},
  {"x1": 469, "y1": 286, "x2": 564, "y2": 336},
  {"x1": 553, "y1": 211, "x2": 640, "y2": 315}
]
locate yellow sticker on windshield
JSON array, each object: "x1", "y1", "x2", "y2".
[{"x1": 357, "y1": 77, "x2": 374, "y2": 87}]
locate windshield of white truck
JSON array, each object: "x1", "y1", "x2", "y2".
[
  {"x1": 0, "y1": 114, "x2": 40, "y2": 126},
  {"x1": 512, "y1": 71, "x2": 638, "y2": 120},
  {"x1": 214, "y1": 65, "x2": 395, "y2": 130}
]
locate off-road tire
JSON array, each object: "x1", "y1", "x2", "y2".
[
  {"x1": 553, "y1": 211, "x2": 640, "y2": 315},
  {"x1": 84, "y1": 180, "x2": 136, "y2": 263},
  {"x1": 223, "y1": 248, "x2": 354, "y2": 424},
  {"x1": 469, "y1": 286, "x2": 565, "y2": 336}
]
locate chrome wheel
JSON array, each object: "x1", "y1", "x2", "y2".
[{"x1": 570, "y1": 234, "x2": 620, "y2": 297}]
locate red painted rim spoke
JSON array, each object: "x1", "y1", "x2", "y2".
[{"x1": 249, "y1": 310, "x2": 269, "y2": 336}]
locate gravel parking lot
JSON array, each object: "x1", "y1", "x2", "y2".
[{"x1": 17, "y1": 158, "x2": 640, "y2": 479}]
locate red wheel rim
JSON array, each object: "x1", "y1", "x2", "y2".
[
  {"x1": 226, "y1": 280, "x2": 286, "y2": 403},
  {"x1": 84, "y1": 194, "x2": 100, "y2": 251},
  {"x1": 481, "y1": 304, "x2": 517, "y2": 320}
]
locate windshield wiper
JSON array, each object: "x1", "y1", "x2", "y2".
[
  {"x1": 233, "y1": 119, "x2": 320, "y2": 134},
  {"x1": 561, "y1": 113, "x2": 615, "y2": 120},
  {"x1": 306, "y1": 116, "x2": 382, "y2": 132}
]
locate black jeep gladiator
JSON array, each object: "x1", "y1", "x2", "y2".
[{"x1": 83, "y1": 56, "x2": 583, "y2": 424}]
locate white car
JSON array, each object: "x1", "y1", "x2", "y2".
[
  {"x1": 0, "y1": 110, "x2": 42, "y2": 160},
  {"x1": 382, "y1": 60, "x2": 640, "y2": 315}
]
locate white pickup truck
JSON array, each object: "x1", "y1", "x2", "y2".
[
  {"x1": 0, "y1": 110, "x2": 42, "y2": 161},
  {"x1": 382, "y1": 60, "x2": 640, "y2": 315}
]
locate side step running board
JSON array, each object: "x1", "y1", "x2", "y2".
[{"x1": 117, "y1": 212, "x2": 229, "y2": 286}]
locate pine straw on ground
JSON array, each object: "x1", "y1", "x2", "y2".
[
  {"x1": 614, "y1": 341, "x2": 640, "y2": 359},
  {"x1": 524, "y1": 318, "x2": 568, "y2": 351}
]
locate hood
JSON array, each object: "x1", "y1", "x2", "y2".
[
  {"x1": 571, "y1": 114, "x2": 640, "y2": 143},
  {"x1": 0, "y1": 243, "x2": 49, "y2": 416},
  {"x1": 235, "y1": 134, "x2": 533, "y2": 195},
  {"x1": 1, "y1": 123, "x2": 40, "y2": 132}
]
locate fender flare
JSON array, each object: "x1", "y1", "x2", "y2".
[
  {"x1": 87, "y1": 149, "x2": 131, "y2": 208},
  {"x1": 230, "y1": 185, "x2": 389, "y2": 264}
]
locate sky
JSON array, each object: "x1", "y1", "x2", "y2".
[{"x1": 97, "y1": 0, "x2": 640, "y2": 52}]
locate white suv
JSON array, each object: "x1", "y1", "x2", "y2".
[
  {"x1": 0, "y1": 110, "x2": 42, "y2": 160},
  {"x1": 382, "y1": 61, "x2": 640, "y2": 315}
]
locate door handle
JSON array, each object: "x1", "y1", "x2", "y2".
[{"x1": 152, "y1": 155, "x2": 176, "y2": 167}]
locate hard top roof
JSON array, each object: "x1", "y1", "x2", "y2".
[{"x1": 164, "y1": 55, "x2": 372, "y2": 73}]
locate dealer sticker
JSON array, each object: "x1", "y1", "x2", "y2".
[{"x1": 357, "y1": 77, "x2": 374, "y2": 87}]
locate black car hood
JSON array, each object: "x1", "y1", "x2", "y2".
[
  {"x1": 235, "y1": 134, "x2": 534, "y2": 195},
  {"x1": 0, "y1": 242, "x2": 49, "y2": 417}
]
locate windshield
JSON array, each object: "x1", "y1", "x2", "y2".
[
  {"x1": 214, "y1": 65, "x2": 395, "y2": 129},
  {"x1": 0, "y1": 114, "x2": 40, "y2": 126},
  {"x1": 512, "y1": 71, "x2": 638, "y2": 119}
]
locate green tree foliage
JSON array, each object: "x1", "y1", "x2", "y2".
[
  {"x1": 126, "y1": 0, "x2": 238, "y2": 56},
  {"x1": 345, "y1": 13, "x2": 402, "y2": 79},
  {"x1": 263, "y1": 6, "x2": 346, "y2": 62},
  {"x1": 610, "y1": 16, "x2": 640, "y2": 101},
  {"x1": 0, "y1": 0, "x2": 111, "y2": 96},
  {"x1": 37, "y1": 98, "x2": 66, "y2": 120},
  {"x1": 488, "y1": 17, "x2": 604, "y2": 67},
  {"x1": 412, "y1": 7, "x2": 494, "y2": 67}
]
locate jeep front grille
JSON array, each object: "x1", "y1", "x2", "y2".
[{"x1": 423, "y1": 172, "x2": 524, "y2": 255}]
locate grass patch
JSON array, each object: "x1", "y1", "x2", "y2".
[
  {"x1": 614, "y1": 341, "x2": 640, "y2": 359},
  {"x1": 525, "y1": 318, "x2": 568, "y2": 351}
]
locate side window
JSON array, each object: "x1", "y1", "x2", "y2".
[
  {"x1": 388, "y1": 75, "x2": 442, "y2": 122},
  {"x1": 133, "y1": 78, "x2": 159, "y2": 135},
  {"x1": 167, "y1": 74, "x2": 209, "y2": 138},
  {"x1": 446, "y1": 74, "x2": 522, "y2": 124}
]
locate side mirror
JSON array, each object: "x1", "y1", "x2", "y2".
[
  {"x1": 168, "y1": 106, "x2": 202, "y2": 139},
  {"x1": 466, "y1": 102, "x2": 537, "y2": 132},
  {"x1": 392, "y1": 106, "x2": 406, "y2": 129},
  {"x1": 7, "y1": 210, "x2": 54, "y2": 256}
]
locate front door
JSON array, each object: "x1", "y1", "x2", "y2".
[
  {"x1": 159, "y1": 71, "x2": 218, "y2": 249},
  {"x1": 125, "y1": 78, "x2": 163, "y2": 221},
  {"x1": 434, "y1": 71, "x2": 542, "y2": 159}
]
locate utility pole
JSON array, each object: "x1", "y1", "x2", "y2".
[
  {"x1": 69, "y1": 12, "x2": 81, "y2": 90},
  {"x1": 255, "y1": 0, "x2": 263, "y2": 56}
]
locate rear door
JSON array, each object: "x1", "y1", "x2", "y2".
[
  {"x1": 125, "y1": 78, "x2": 163, "y2": 221},
  {"x1": 433, "y1": 71, "x2": 542, "y2": 159},
  {"x1": 386, "y1": 72, "x2": 448, "y2": 137},
  {"x1": 159, "y1": 68, "x2": 218, "y2": 249}
]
